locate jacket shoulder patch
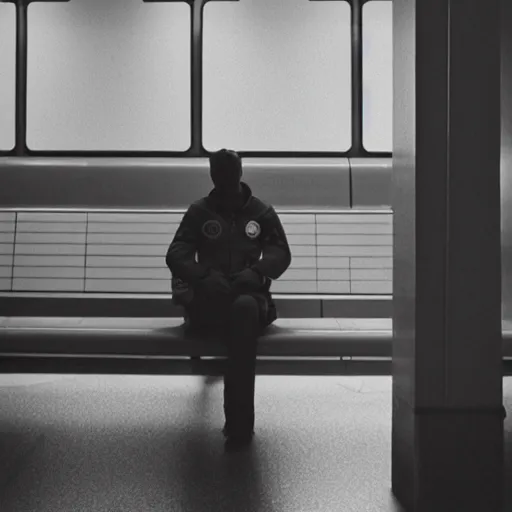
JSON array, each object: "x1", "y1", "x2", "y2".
[
  {"x1": 245, "y1": 220, "x2": 261, "y2": 239},
  {"x1": 202, "y1": 219, "x2": 222, "y2": 239}
]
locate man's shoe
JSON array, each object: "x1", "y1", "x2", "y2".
[
  {"x1": 224, "y1": 432, "x2": 254, "y2": 452},
  {"x1": 222, "y1": 424, "x2": 254, "y2": 438}
]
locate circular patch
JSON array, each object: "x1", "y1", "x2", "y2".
[
  {"x1": 245, "y1": 220, "x2": 261, "y2": 239},
  {"x1": 202, "y1": 220, "x2": 222, "y2": 239}
]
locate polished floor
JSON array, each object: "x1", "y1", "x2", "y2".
[{"x1": 0, "y1": 374, "x2": 511, "y2": 512}]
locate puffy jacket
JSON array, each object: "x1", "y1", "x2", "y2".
[{"x1": 166, "y1": 182, "x2": 292, "y2": 323}]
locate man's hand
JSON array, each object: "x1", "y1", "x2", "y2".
[
  {"x1": 230, "y1": 268, "x2": 264, "y2": 294},
  {"x1": 171, "y1": 276, "x2": 194, "y2": 306},
  {"x1": 198, "y1": 269, "x2": 232, "y2": 297}
]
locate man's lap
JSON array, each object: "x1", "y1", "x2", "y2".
[{"x1": 183, "y1": 289, "x2": 269, "y2": 337}]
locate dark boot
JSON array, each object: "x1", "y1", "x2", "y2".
[
  {"x1": 224, "y1": 430, "x2": 255, "y2": 452},
  {"x1": 222, "y1": 423, "x2": 254, "y2": 438}
]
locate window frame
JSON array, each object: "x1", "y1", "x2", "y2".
[{"x1": 1, "y1": 0, "x2": 391, "y2": 159}]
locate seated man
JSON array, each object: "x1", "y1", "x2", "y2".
[{"x1": 166, "y1": 149, "x2": 291, "y2": 451}]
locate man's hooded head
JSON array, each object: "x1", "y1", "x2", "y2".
[{"x1": 209, "y1": 149, "x2": 243, "y2": 198}]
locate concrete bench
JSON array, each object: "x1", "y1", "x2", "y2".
[
  {"x1": 1, "y1": 317, "x2": 511, "y2": 376},
  {"x1": 0, "y1": 318, "x2": 393, "y2": 357}
]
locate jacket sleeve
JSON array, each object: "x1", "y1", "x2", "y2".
[
  {"x1": 251, "y1": 206, "x2": 292, "y2": 280},
  {"x1": 165, "y1": 206, "x2": 210, "y2": 285}
]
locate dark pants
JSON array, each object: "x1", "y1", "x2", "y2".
[{"x1": 185, "y1": 291, "x2": 267, "y2": 435}]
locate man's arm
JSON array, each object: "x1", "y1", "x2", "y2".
[
  {"x1": 165, "y1": 206, "x2": 209, "y2": 285},
  {"x1": 251, "y1": 206, "x2": 292, "y2": 281}
]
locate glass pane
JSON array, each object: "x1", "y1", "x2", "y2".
[
  {"x1": 27, "y1": 0, "x2": 190, "y2": 151},
  {"x1": 0, "y1": 3, "x2": 16, "y2": 151},
  {"x1": 203, "y1": 0, "x2": 351, "y2": 152},
  {"x1": 362, "y1": 1, "x2": 392, "y2": 152}
]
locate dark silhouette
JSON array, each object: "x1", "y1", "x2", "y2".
[{"x1": 166, "y1": 149, "x2": 292, "y2": 452}]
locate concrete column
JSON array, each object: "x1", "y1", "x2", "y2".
[
  {"x1": 501, "y1": 0, "x2": 512, "y2": 324},
  {"x1": 392, "y1": 0, "x2": 504, "y2": 511}
]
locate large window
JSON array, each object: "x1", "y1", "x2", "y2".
[
  {"x1": 26, "y1": 0, "x2": 191, "y2": 151},
  {"x1": 1, "y1": 0, "x2": 394, "y2": 156},
  {"x1": 0, "y1": 3, "x2": 16, "y2": 151},
  {"x1": 362, "y1": 1, "x2": 392, "y2": 152},
  {"x1": 203, "y1": 0, "x2": 352, "y2": 152}
]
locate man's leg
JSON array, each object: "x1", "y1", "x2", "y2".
[
  {"x1": 184, "y1": 288, "x2": 232, "y2": 332},
  {"x1": 223, "y1": 294, "x2": 262, "y2": 439}
]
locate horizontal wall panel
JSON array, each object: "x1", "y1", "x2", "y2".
[
  {"x1": 350, "y1": 257, "x2": 393, "y2": 268},
  {"x1": 316, "y1": 223, "x2": 392, "y2": 234},
  {"x1": 0, "y1": 160, "x2": 206, "y2": 209},
  {"x1": 273, "y1": 298, "x2": 321, "y2": 318},
  {"x1": 317, "y1": 234, "x2": 392, "y2": 246},
  {"x1": 270, "y1": 281, "x2": 317, "y2": 293},
  {"x1": 87, "y1": 242, "x2": 316, "y2": 258},
  {"x1": 318, "y1": 268, "x2": 350, "y2": 280},
  {"x1": 316, "y1": 214, "x2": 392, "y2": 224},
  {"x1": 351, "y1": 281, "x2": 392, "y2": 294},
  {"x1": 17, "y1": 212, "x2": 87, "y2": 222},
  {"x1": 85, "y1": 279, "x2": 171, "y2": 293},
  {"x1": 0, "y1": 161, "x2": 352, "y2": 210},
  {"x1": 0, "y1": 213, "x2": 16, "y2": 222},
  {"x1": 87, "y1": 222, "x2": 177, "y2": 234},
  {"x1": 289, "y1": 246, "x2": 316, "y2": 257},
  {"x1": 86, "y1": 256, "x2": 164, "y2": 268},
  {"x1": 0, "y1": 222, "x2": 15, "y2": 232},
  {"x1": 244, "y1": 161, "x2": 351, "y2": 208},
  {"x1": 317, "y1": 281, "x2": 351, "y2": 293},
  {"x1": 0, "y1": 278, "x2": 11, "y2": 291},
  {"x1": 14, "y1": 267, "x2": 85, "y2": 279},
  {"x1": 351, "y1": 268, "x2": 392, "y2": 280},
  {"x1": 317, "y1": 257, "x2": 350, "y2": 268},
  {"x1": 17, "y1": 222, "x2": 86, "y2": 233},
  {"x1": 280, "y1": 269, "x2": 316, "y2": 281},
  {"x1": 14, "y1": 244, "x2": 86, "y2": 256},
  {"x1": 288, "y1": 257, "x2": 317, "y2": 269},
  {"x1": 0, "y1": 233, "x2": 14, "y2": 243},
  {"x1": 280, "y1": 224, "x2": 315, "y2": 235},
  {"x1": 16, "y1": 233, "x2": 86, "y2": 244},
  {"x1": 287, "y1": 234, "x2": 315, "y2": 245},
  {"x1": 0, "y1": 255, "x2": 14, "y2": 266},
  {"x1": 87, "y1": 244, "x2": 169, "y2": 256},
  {"x1": 0, "y1": 267, "x2": 12, "y2": 278},
  {"x1": 351, "y1": 159, "x2": 393, "y2": 208},
  {"x1": 87, "y1": 233, "x2": 169, "y2": 245},
  {"x1": 86, "y1": 268, "x2": 169, "y2": 279},
  {"x1": 279, "y1": 214, "x2": 316, "y2": 224},
  {"x1": 14, "y1": 255, "x2": 85, "y2": 267},
  {"x1": 317, "y1": 246, "x2": 392, "y2": 257},
  {"x1": 88, "y1": 213, "x2": 183, "y2": 223},
  {"x1": 13, "y1": 278, "x2": 84, "y2": 292},
  {"x1": 0, "y1": 244, "x2": 14, "y2": 255},
  {"x1": 87, "y1": 221, "x2": 316, "y2": 235}
]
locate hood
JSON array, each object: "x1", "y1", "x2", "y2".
[{"x1": 207, "y1": 181, "x2": 253, "y2": 213}]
